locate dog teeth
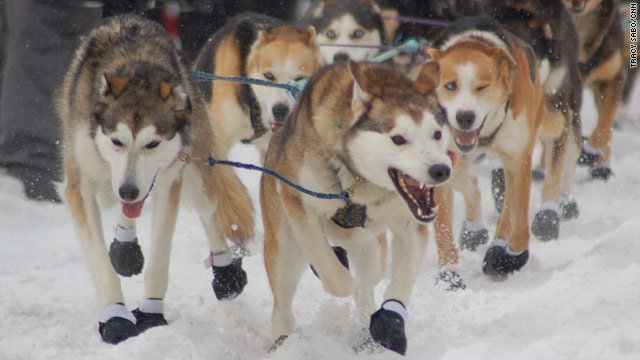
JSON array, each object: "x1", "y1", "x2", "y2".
[
  {"x1": 419, "y1": 182, "x2": 425, "y2": 190},
  {"x1": 417, "y1": 208, "x2": 423, "y2": 217}
]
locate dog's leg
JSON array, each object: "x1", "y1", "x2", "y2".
[
  {"x1": 587, "y1": 76, "x2": 622, "y2": 180},
  {"x1": 281, "y1": 192, "x2": 354, "y2": 298},
  {"x1": 65, "y1": 176, "x2": 137, "y2": 343},
  {"x1": 108, "y1": 213, "x2": 144, "y2": 277},
  {"x1": 136, "y1": 180, "x2": 182, "y2": 333},
  {"x1": 433, "y1": 185, "x2": 466, "y2": 291},
  {"x1": 264, "y1": 202, "x2": 306, "y2": 347},
  {"x1": 369, "y1": 226, "x2": 425, "y2": 355},
  {"x1": 452, "y1": 158, "x2": 489, "y2": 253},
  {"x1": 482, "y1": 156, "x2": 531, "y2": 278}
]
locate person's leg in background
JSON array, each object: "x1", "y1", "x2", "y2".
[{"x1": 0, "y1": 1, "x2": 102, "y2": 201}]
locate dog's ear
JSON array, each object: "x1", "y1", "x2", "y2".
[
  {"x1": 101, "y1": 74, "x2": 129, "y2": 99},
  {"x1": 412, "y1": 61, "x2": 440, "y2": 95},
  {"x1": 159, "y1": 81, "x2": 178, "y2": 101},
  {"x1": 257, "y1": 30, "x2": 277, "y2": 45},
  {"x1": 489, "y1": 46, "x2": 516, "y2": 67},
  {"x1": 348, "y1": 61, "x2": 382, "y2": 116},
  {"x1": 301, "y1": 26, "x2": 317, "y2": 47},
  {"x1": 425, "y1": 48, "x2": 443, "y2": 61}
]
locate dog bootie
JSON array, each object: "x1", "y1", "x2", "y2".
[
  {"x1": 577, "y1": 139, "x2": 601, "y2": 167},
  {"x1": 491, "y1": 167, "x2": 505, "y2": 214},
  {"x1": 531, "y1": 166, "x2": 545, "y2": 182},
  {"x1": 369, "y1": 300, "x2": 407, "y2": 355},
  {"x1": 560, "y1": 194, "x2": 579, "y2": 221},
  {"x1": 132, "y1": 308, "x2": 167, "y2": 333},
  {"x1": 531, "y1": 201, "x2": 561, "y2": 241},
  {"x1": 212, "y1": 258, "x2": 247, "y2": 300},
  {"x1": 482, "y1": 239, "x2": 529, "y2": 279},
  {"x1": 590, "y1": 163, "x2": 612, "y2": 181},
  {"x1": 99, "y1": 317, "x2": 139, "y2": 344},
  {"x1": 109, "y1": 238, "x2": 144, "y2": 277},
  {"x1": 310, "y1": 246, "x2": 349, "y2": 278},
  {"x1": 459, "y1": 219, "x2": 489, "y2": 251},
  {"x1": 436, "y1": 270, "x2": 466, "y2": 291}
]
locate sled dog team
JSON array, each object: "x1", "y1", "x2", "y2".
[{"x1": 56, "y1": 0, "x2": 631, "y2": 354}]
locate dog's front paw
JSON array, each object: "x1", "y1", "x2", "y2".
[
  {"x1": 531, "y1": 209, "x2": 560, "y2": 241},
  {"x1": 482, "y1": 241, "x2": 529, "y2": 279},
  {"x1": 98, "y1": 317, "x2": 139, "y2": 344},
  {"x1": 369, "y1": 300, "x2": 407, "y2": 355},
  {"x1": 531, "y1": 166, "x2": 545, "y2": 182},
  {"x1": 578, "y1": 139, "x2": 600, "y2": 167},
  {"x1": 109, "y1": 239, "x2": 144, "y2": 277},
  {"x1": 436, "y1": 270, "x2": 466, "y2": 291},
  {"x1": 590, "y1": 163, "x2": 612, "y2": 181},
  {"x1": 311, "y1": 246, "x2": 349, "y2": 278},
  {"x1": 561, "y1": 197, "x2": 579, "y2": 221},
  {"x1": 131, "y1": 308, "x2": 167, "y2": 333},
  {"x1": 212, "y1": 258, "x2": 247, "y2": 300}
]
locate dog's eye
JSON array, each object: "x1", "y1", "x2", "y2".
[
  {"x1": 391, "y1": 135, "x2": 407, "y2": 145},
  {"x1": 263, "y1": 72, "x2": 275, "y2": 81},
  {"x1": 351, "y1": 29, "x2": 364, "y2": 39},
  {"x1": 294, "y1": 76, "x2": 307, "y2": 82},
  {"x1": 434, "y1": 130, "x2": 442, "y2": 140},
  {"x1": 326, "y1": 29, "x2": 336, "y2": 39},
  {"x1": 145, "y1": 140, "x2": 160, "y2": 149},
  {"x1": 476, "y1": 85, "x2": 488, "y2": 92},
  {"x1": 111, "y1": 138, "x2": 124, "y2": 147},
  {"x1": 444, "y1": 82, "x2": 457, "y2": 91}
]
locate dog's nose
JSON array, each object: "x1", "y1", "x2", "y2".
[
  {"x1": 428, "y1": 163, "x2": 451, "y2": 183},
  {"x1": 119, "y1": 183, "x2": 139, "y2": 202},
  {"x1": 272, "y1": 103, "x2": 290, "y2": 123},
  {"x1": 333, "y1": 53, "x2": 349, "y2": 64},
  {"x1": 456, "y1": 111, "x2": 476, "y2": 130}
]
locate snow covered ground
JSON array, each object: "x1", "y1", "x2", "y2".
[{"x1": 1, "y1": 82, "x2": 639, "y2": 359}]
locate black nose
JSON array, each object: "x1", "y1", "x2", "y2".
[
  {"x1": 272, "y1": 103, "x2": 290, "y2": 123},
  {"x1": 333, "y1": 53, "x2": 349, "y2": 63},
  {"x1": 456, "y1": 111, "x2": 476, "y2": 130},
  {"x1": 428, "y1": 163, "x2": 451, "y2": 183},
  {"x1": 119, "y1": 183, "x2": 139, "y2": 201}
]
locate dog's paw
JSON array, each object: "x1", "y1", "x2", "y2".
[
  {"x1": 561, "y1": 198, "x2": 580, "y2": 221},
  {"x1": 577, "y1": 140, "x2": 600, "y2": 167},
  {"x1": 436, "y1": 270, "x2": 467, "y2": 291},
  {"x1": 531, "y1": 209, "x2": 560, "y2": 241},
  {"x1": 131, "y1": 308, "x2": 167, "y2": 333},
  {"x1": 491, "y1": 167, "x2": 505, "y2": 214},
  {"x1": 109, "y1": 239, "x2": 144, "y2": 277},
  {"x1": 98, "y1": 317, "x2": 139, "y2": 344},
  {"x1": 590, "y1": 163, "x2": 612, "y2": 181},
  {"x1": 268, "y1": 335, "x2": 288, "y2": 353},
  {"x1": 311, "y1": 246, "x2": 349, "y2": 278},
  {"x1": 369, "y1": 300, "x2": 407, "y2": 355},
  {"x1": 212, "y1": 258, "x2": 247, "y2": 300},
  {"x1": 482, "y1": 242, "x2": 529, "y2": 280},
  {"x1": 459, "y1": 227, "x2": 489, "y2": 251},
  {"x1": 532, "y1": 166, "x2": 545, "y2": 182}
]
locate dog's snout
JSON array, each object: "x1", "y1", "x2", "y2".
[
  {"x1": 119, "y1": 183, "x2": 140, "y2": 202},
  {"x1": 272, "y1": 103, "x2": 290, "y2": 123},
  {"x1": 333, "y1": 53, "x2": 350, "y2": 64},
  {"x1": 428, "y1": 163, "x2": 451, "y2": 183},
  {"x1": 456, "y1": 111, "x2": 476, "y2": 130}
]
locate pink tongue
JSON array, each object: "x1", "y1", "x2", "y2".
[
  {"x1": 122, "y1": 199, "x2": 145, "y2": 219},
  {"x1": 453, "y1": 129, "x2": 478, "y2": 145},
  {"x1": 402, "y1": 173, "x2": 420, "y2": 188}
]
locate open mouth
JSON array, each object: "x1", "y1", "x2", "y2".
[
  {"x1": 388, "y1": 168, "x2": 438, "y2": 223},
  {"x1": 120, "y1": 179, "x2": 155, "y2": 219},
  {"x1": 270, "y1": 121, "x2": 284, "y2": 131},
  {"x1": 452, "y1": 123, "x2": 484, "y2": 153}
]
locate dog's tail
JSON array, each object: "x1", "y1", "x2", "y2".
[{"x1": 212, "y1": 164, "x2": 255, "y2": 245}]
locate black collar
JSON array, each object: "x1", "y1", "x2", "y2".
[{"x1": 478, "y1": 97, "x2": 510, "y2": 147}]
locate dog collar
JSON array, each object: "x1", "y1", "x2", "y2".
[
  {"x1": 478, "y1": 97, "x2": 510, "y2": 147},
  {"x1": 240, "y1": 85, "x2": 268, "y2": 144}
]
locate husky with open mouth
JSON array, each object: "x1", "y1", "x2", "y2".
[
  {"x1": 261, "y1": 60, "x2": 452, "y2": 355},
  {"x1": 57, "y1": 15, "x2": 254, "y2": 344}
]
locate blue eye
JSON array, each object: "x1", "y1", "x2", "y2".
[
  {"x1": 326, "y1": 29, "x2": 336, "y2": 39},
  {"x1": 444, "y1": 82, "x2": 457, "y2": 91},
  {"x1": 264, "y1": 72, "x2": 275, "y2": 81},
  {"x1": 352, "y1": 29, "x2": 364, "y2": 39}
]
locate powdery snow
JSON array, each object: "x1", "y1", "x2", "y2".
[{"x1": 1, "y1": 85, "x2": 639, "y2": 360}]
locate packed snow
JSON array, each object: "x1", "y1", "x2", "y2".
[{"x1": 1, "y1": 82, "x2": 639, "y2": 359}]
